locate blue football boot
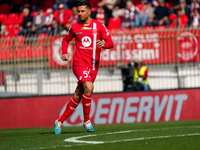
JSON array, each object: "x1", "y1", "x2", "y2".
[
  {"x1": 83, "y1": 120, "x2": 95, "y2": 132},
  {"x1": 54, "y1": 119, "x2": 62, "y2": 134}
]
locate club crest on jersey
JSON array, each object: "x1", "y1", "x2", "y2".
[
  {"x1": 81, "y1": 27, "x2": 92, "y2": 30},
  {"x1": 81, "y1": 36, "x2": 92, "y2": 47}
]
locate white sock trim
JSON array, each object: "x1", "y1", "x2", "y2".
[
  {"x1": 82, "y1": 94, "x2": 91, "y2": 100},
  {"x1": 71, "y1": 98, "x2": 79, "y2": 105}
]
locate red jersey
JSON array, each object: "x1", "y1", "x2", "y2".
[{"x1": 62, "y1": 19, "x2": 114, "y2": 70}]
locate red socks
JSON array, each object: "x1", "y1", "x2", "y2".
[
  {"x1": 58, "y1": 94, "x2": 92, "y2": 123},
  {"x1": 82, "y1": 93, "x2": 92, "y2": 122},
  {"x1": 58, "y1": 97, "x2": 79, "y2": 123}
]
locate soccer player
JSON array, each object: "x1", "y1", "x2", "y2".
[{"x1": 54, "y1": 1, "x2": 114, "y2": 134}]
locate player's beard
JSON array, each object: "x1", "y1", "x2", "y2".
[{"x1": 80, "y1": 15, "x2": 89, "y2": 23}]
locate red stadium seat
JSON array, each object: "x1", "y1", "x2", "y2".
[
  {"x1": 31, "y1": 11, "x2": 37, "y2": 17},
  {"x1": 0, "y1": 4, "x2": 9, "y2": 14},
  {"x1": 115, "y1": 28, "x2": 130, "y2": 34},
  {"x1": 12, "y1": 47, "x2": 19, "y2": 59},
  {"x1": 33, "y1": 46, "x2": 44, "y2": 57},
  {"x1": 107, "y1": 17, "x2": 122, "y2": 30},
  {"x1": 168, "y1": 25, "x2": 175, "y2": 29},
  {"x1": 43, "y1": 0, "x2": 54, "y2": 11},
  {"x1": 7, "y1": 13, "x2": 19, "y2": 25},
  {"x1": 15, "y1": 35, "x2": 25, "y2": 47},
  {"x1": 0, "y1": 36, "x2": 14, "y2": 47},
  {"x1": 5, "y1": 25, "x2": 15, "y2": 35},
  {"x1": 144, "y1": 26, "x2": 154, "y2": 31},
  {"x1": 109, "y1": 28, "x2": 120, "y2": 33},
  {"x1": 14, "y1": 24, "x2": 20, "y2": 35},
  {"x1": 32, "y1": 0, "x2": 40, "y2": 6},
  {"x1": 132, "y1": 27, "x2": 142, "y2": 32},
  {"x1": 155, "y1": 26, "x2": 166, "y2": 30},
  {"x1": 23, "y1": 46, "x2": 33, "y2": 58},
  {"x1": 121, "y1": 28, "x2": 130, "y2": 32},
  {"x1": 0, "y1": 48, "x2": 13, "y2": 59},
  {"x1": 8, "y1": 48, "x2": 14, "y2": 59},
  {"x1": 5, "y1": 25, "x2": 19, "y2": 36},
  {"x1": 0, "y1": 49, "x2": 8, "y2": 59},
  {"x1": 38, "y1": 33, "x2": 48, "y2": 44},
  {"x1": 18, "y1": 13, "x2": 24, "y2": 24},
  {"x1": 13, "y1": 47, "x2": 24, "y2": 59},
  {"x1": 45, "y1": 46, "x2": 51, "y2": 56},
  {"x1": 0, "y1": 14, "x2": 8, "y2": 25},
  {"x1": 132, "y1": 0, "x2": 142, "y2": 5}
]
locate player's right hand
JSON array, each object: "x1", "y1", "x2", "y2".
[{"x1": 61, "y1": 54, "x2": 69, "y2": 61}]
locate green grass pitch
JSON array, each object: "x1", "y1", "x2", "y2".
[{"x1": 0, "y1": 120, "x2": 200, "y2": 150}]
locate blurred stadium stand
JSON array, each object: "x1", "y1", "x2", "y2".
[
  {"x1": 0, "y1": 27, "x2": 200, "y2": 97},
  {"x1": 0, "y1": 0, "x2": 200, "y2": 97}
]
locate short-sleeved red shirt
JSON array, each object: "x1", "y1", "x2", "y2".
[{"x1": 62, "y1": 19, "x2": 114, "y2": 71}]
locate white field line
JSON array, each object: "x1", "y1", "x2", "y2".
[
  {"x1": 65, "y1": 125, "x2": 200, "y2": 144},
  {"x1": 64, "y1": 131, "x2": 200, "y2": 144},
  {"x1": 24, "y1": 126, "x2": 200, "y2": 150},
  {"x1": 27, "y1": 133, "x2": 200, "y2": 150},
  {"x1": 104, "y1": 133, "x2": 200, "y2": 143}
]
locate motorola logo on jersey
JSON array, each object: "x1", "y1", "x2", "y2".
[{"x1": 82, "y1": 36, "x2": 92, "y2": 47}]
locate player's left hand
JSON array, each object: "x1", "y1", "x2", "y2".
[
  {"x1": 96, "y1": 40, "x2": 105, "y2": 48},
  {"x1": 61, "y1": 54, "x2": 69, "y2": 61}
]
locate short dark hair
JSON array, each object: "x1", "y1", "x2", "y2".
[{"x1": 77, "y1": 1, "x2": 91, "y2": 10}]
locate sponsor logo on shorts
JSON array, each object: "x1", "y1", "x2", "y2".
[{"x1": 82, "y1": 36, "x2": 92, "y2": 47}]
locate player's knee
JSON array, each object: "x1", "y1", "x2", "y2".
[
  {"x1": 85, "y1": 85, "x2": 93, "y2": 94},
  {"x1": 87, "y1": 86, "x2": 94, "y2": 93},
  {"x1": 83, "y1": 82, "x2": 94, "y2": 95}
]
